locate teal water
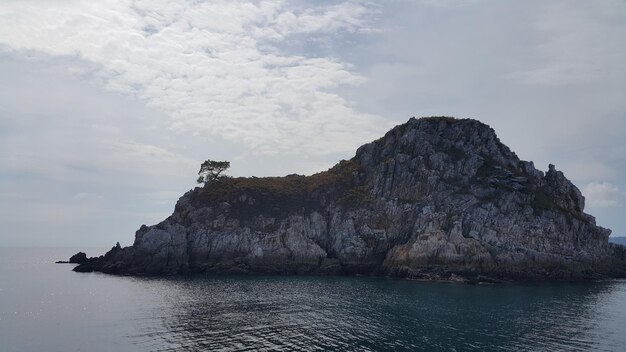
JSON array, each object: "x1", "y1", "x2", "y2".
[{"x1": 1, "y1": 247, "x2": 626, "y2": 351}]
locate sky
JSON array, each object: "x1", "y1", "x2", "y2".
[{"x1": 0, "y1": 0, "x2": 625, "y2": 247}]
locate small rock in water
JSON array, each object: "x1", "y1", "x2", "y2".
[{"x1": 69, "y1": 252, "x2": 88, "y2": 264}]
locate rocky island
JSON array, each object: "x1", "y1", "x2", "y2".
[{"x1": 73, "y1": 117, "x2": 626, "y2": 282}]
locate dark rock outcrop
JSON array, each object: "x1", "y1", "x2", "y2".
[
  {"x1": 74, "y1": 117, "x2": 626, "y2": 281},
  {"x1": 69, "y1": 252, "x2": 88, "y2": 264},
  {"x1": 56, "y1": 251, "x2": 88, "y2": 264}
]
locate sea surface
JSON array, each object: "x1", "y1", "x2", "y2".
[{"x1": 1, "y1": 247, "x2": 626, "y2": 352}]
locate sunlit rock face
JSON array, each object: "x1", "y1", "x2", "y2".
[{"x1": 75, "y1": 117, "x2": 622, "y2": 281}]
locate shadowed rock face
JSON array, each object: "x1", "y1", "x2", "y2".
[
  {"x1": 74, "y1": 117, "x2": 625, "y2": 281},
  {"x1": 69, "y1": 252, "x2": 88, "y2": 264}
]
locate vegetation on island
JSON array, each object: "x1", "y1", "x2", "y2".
[{"x1": 197, "y1": 159, "x2": 230, "y2": 185}]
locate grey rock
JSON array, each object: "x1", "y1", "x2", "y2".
[
  {"x1": 56, "y1": 251, "x2": 88, "y2": 264},
  {"x1": 69, "y1": 252, "x2": 88, "y2": 264},
  {"x1": 74, "y1": 117, "x2": 626, "y2": 281}
]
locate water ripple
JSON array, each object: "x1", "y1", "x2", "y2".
[
  {"x1": 2, "y1": 248, "x2": 625, "y2": 352},
  {"x1": 121, "y1": 277, "x2": 626, "y2": 352}
]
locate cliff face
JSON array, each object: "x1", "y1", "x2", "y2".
[{"x1": 75, "y1": 117, "x2": 623, "y2": 281}]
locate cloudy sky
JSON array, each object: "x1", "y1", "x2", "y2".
[{"x1": 1, "y1": 0, "x2": 625, "y2": 247}]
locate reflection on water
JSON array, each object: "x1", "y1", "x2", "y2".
[
  {"x1": 134, "y1": 276, "x2": 625, "y2": 352},
  {"x1": 1, "y1": 247, "x2": 625, "y2": 352}
]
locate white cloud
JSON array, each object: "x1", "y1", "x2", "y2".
[
  {"x1": 73, "y1": 192, "x2": 103, "y2": 200},
  {"x1": 505, "y1": 0, "x2": 626, "y2": 86},
  {"x1": 583, "y1": 182, "x2": 622, "y2": 208},
  {"x1": 2, "y1": 0, "x2": 626, "y2": 246},
  {"x1": 0, "y1": 0, "x2": 389, "y2": 157}
]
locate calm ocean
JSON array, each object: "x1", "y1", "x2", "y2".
[{"x1": 1, "y1": 247, "x2": 625, "y2": 351}]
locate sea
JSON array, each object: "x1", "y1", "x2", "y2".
[{"x1": 1, "y1": 247, "x2": 626, "y2": 352}]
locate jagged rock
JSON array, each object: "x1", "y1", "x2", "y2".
[
  {"x1": 69, "y1": 252, "x2": 87, "y2": 264},
  {"x1": 74, "y1": 117, "x2": 626, "y2": 281},
  {"x1": 57, "y1": 252, "x2": 88, "y2": 264}
]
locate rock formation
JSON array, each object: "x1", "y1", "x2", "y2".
[
  {"x1": 56, "y1": 251, "x2": 88, "y2": 264},
  {"x1": 69, "y1": 252, "x2": 88, "y2": 264},
  {"x1": 74, "y1": 117, "x2": 625, "y2": 281}
]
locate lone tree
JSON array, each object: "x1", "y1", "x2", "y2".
[{"x1": 197, "y1": 159, "x2": 230, "y2": 184}]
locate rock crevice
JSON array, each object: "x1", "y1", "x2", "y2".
[{"x1": 74, "y1": 117, "x2": 624, "y2": 281}]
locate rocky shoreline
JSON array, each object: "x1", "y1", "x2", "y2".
[
  {"x1": 69, "y1": 117, "x2": 626, "y2": 282},
  {"x1": 70, "y1": 245, "x2": 626, "y2": 284}
]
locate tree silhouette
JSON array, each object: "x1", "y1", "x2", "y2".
[{"x1": 197, "y1": 159, "x2": 230, "y2": 184}]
